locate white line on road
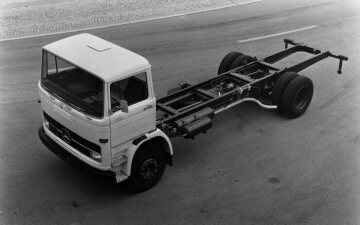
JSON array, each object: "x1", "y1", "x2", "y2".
[
  {"x1": 233, "y1": 0, "x2": 263, "y2": 5},
  {"x1": 0, "y1": 0, "x2": 263, "y2": 42},
  {"x1": 237, "y1": 25, "x2": 318, "y2": 43}
]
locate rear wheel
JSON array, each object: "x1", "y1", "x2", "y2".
[
  {"x1": 272, "y1": 72, "x2": 298, "y2": 112},
  {"x1": 282, "y1": 75, "x2": 314, "y2": 118},
  {"x1": 218, "y1": 52, "x2": 242, "y2": 75},
  {"x1": 125, "y1": 144, "x2": 166, "y2": 193},
  {"x1": 167, "y1": 86, "x2": 182, "y2": 95},
  {"x1": 229, "y1": 55, "x2": 255, "y2": 74}
]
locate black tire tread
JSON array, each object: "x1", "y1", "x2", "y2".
[
  {"x1": 272, "y1": 72, "x2": 298, "y2": 112},
  {"x1": 218, "y1": 52, "x2": 243, "y2": 75},
  {"x1": 282, "y1": 75, "x2": 314, "y2": 118},
  {"x1": 124, "y1": 144, "x2": 166, "y2": 193},
  {"x1": 229, "y1": 55, "x2": 254, "y2": 71},
  {"x1": 167, "y1": 86, "x2": 182, "y2": 95}
]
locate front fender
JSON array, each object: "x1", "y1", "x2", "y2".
[{"x1": 124, "y1": 128, "x2": 173, "y2": 175}]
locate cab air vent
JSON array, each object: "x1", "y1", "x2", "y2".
[{"x1": 87, "y1": 40, "x2": 111, "y2": 52}]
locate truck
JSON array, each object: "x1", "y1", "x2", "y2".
[{"x1": 38, "y1": 33, "x2": 348, "y2": 192}]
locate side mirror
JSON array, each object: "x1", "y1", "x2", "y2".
[
  {"x1": 120, "y1": 100, "x2": 128, "y2": 113},
  {"x1": 110, "y1": 100, "x2": 129, "y2": 115}
]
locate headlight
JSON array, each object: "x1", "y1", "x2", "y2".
[{"x1": 90, "y1": 151, "x2": 102, "y2": 162}]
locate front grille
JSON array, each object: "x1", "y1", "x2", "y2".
[{"x1": 43, "y1": 112, "x2": 101, "y2": 157}]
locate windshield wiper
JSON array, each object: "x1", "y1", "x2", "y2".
[
  {"x1": 42, "y1": 82, "x2": 91, "y2": 116},
  {"x1": 42, "y1": 84, "x2": 53, "y2": 96},
  {"x1": 51, "y1": 91, "x2": 67, "y2": 103},
  {"x1": 45, "y1": 88, "x2": 85, "y2": 113},
  {"x1": 53, "y1": 93, "x2": 86, "y2": 113},
  {"x1": 66, "y1": 101, "x2": 86, "y2": 113}
]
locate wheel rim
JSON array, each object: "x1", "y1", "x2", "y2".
[
  {"x1": 294, "y1": 87, "x2": 309, "y2": 110},
  {"x1": 138, "y1": 158, "x2": 159, "y2": 182}
]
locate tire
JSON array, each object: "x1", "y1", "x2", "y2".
[
  {"x1": 167, "y1": 86, "x2": 182, "y2": 95},
  {"x1": 228, "y1": 55, "x2": 255, "y2": 71},
  {"x1": 272, "y1": 72, "x2": 298, "y2": 113},
  {"x1": 282, "y1": 75, "x2": 314, "y2": 118},
  {"x1": 125, "y1": 144, "x2": 166, "y2": 193},
  {"x1": 218, "y1": 52, "x2": 243, "y2": 75}
]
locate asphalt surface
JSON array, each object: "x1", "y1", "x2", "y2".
[
  {"x1": 0, "y1": 0, "x2": 253, "y2": 40},
  {"x1": 1, "y1": 0, "x2": 360, "y2": 224}
]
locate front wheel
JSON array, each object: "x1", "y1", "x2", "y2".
[{"x1": 125, "y1": 145, "x2": 166, "y2": 193}]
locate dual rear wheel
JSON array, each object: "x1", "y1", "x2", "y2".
[
  {"x1": 218, "y1": 52, "x2": 314, "y2": 118},
  {"x1": 218, "y1": 51, "x2": 255, "y2": 75},
  {"x1": 272, "y1": 72, "x2": 314, "y2": 118}
]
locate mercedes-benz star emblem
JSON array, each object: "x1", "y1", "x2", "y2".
[{"x1": 61, "y1": 128, "x2": 71, "y2": 144}]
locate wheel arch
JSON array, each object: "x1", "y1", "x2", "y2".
[{"x1": 132, "y1": 129, "x2": 173, "y2": 167}]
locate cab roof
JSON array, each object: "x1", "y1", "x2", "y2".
[{"x1": 43, "y1": 33, "x2": 150, "y2": 82}]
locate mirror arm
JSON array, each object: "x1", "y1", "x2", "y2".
[
  {"x1": 108, "y1": 102, "x2": 128, "y2": 116},
  {"x1": 120, "y1": 100, "x2": 129, "y2": 113}
]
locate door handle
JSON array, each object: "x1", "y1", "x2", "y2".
[{"x1": 144, "y1": 105, "x2": 153, "y2": 110}]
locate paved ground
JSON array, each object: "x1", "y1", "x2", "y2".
[
  {"x1": 0, "y1": 0, "x2": 256, "y2": 40},
  {"x1": 0, "y1": 0, "x2": 359, "y2": 224}
]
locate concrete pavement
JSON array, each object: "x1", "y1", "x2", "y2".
[{"x1": 0, "y1": 0, "x2": 258, "y2": 40}]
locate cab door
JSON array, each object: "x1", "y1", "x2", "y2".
[{"x1": 109, "y1": 71, "x2": 155, "y2": 147}]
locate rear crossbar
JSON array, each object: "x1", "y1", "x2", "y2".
[{"x1": 263, "y1": 39, "x2": 349, "y2": 74}]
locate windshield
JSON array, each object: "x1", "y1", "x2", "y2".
[{"x1": 41, "y1": 50, "x2": 104, "y2": 118}]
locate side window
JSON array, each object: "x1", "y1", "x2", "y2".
[
  {"x1": 110, "y1": 72, "x2": 148, "y2": 112},
  {"x1": 46, "y1": 52, "x2": 56, "y2": 75}
]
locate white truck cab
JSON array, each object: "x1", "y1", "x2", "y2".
[{"x1": 39, "y1": 33, "x2": 173, "y2": 192}]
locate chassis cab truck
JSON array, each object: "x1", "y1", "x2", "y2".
[
  {"x1": 39, "y1": 33, "x2": 173, "y2": 192},
  {"x1": 39, "y1": 33, "x2": 347, "y2": 192}
]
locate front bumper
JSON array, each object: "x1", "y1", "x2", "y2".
[{"x1": 38, "y1": 126, "x2": 114, "y2": 177}]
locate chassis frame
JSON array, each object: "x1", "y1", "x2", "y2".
[{"x1": 155, "y1": 39, "x2": 348, "y2": 138}]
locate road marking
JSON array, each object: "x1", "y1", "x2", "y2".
[
  {"x1": 0, "y1": 0, "x2": 263, "y2": 42},
  {"x1": 232, "y1": 0, "x2": 263, "y2": 5},
  {"x1": 237, "y1": 25, "x2": 318, "y2": 43}
]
